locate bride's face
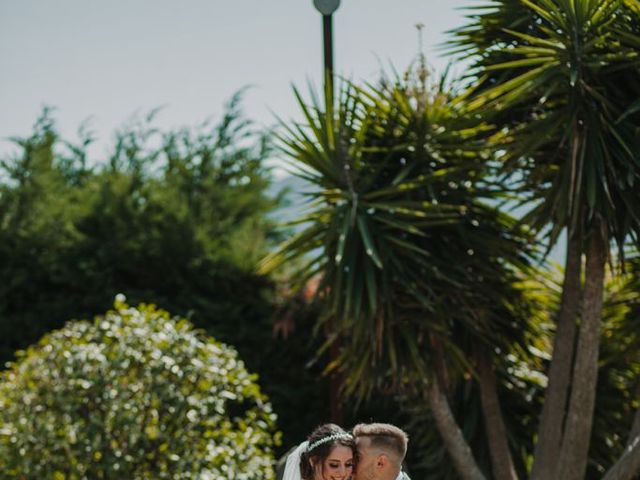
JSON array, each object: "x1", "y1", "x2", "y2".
[{"x1": 315, "y1": 444, "x2": 354, "y2": 480}]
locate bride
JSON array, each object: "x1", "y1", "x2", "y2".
[{"x1": 282, "y1": 423, "x2": 357, "y2": 480}]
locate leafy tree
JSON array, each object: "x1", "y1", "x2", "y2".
[
  {"x1": 262, "y1": 61, "x2": 542, "y2": 479},
  {"x1": 0, "y1": 98, "x2": 325, "y2": 457},
  {"x1": 0, "y1": 97, "x2": 276, "y2": 359},
  {"x1": 0, "y1": 298, "x2": 278, "y2": 479},
  {"x1": 450, "y1": 1, "x2": 640, "y2": 478}
]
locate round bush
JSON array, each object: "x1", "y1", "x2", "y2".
[{"x1": 0, "y1": 297, "x2": 279, "y2": 479}]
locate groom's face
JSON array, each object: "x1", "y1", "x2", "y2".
[{"x1": 353, "y1": 437, "x2": 377, "y2": 480}]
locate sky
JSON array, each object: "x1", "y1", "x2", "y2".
[
  {"x1": 0, "y1": 1, "x2": 567, "y2": 262},
  {"x1": 0, "y1": 0, "x2": 473, "y2": 163}
]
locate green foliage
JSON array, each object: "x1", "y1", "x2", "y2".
[
  {"x1": 0, "y1": 99, "x2": 325, "y2": 457},
  {"x1": 403, "y1": 359, "x2": 546, "y2": 479},
  {"x1": 264, "y1": 69, "x2": 538, "y2": 396},
  {"x1": 590, "y1": 253, "x2": 640, "y2": 477},
  {"x1": 264, "y1": 64, "x2": 546, "y2": 478},
  {"x1": 449, "y1": 2, "x2": 640, "y2": 477},
  {"x1": 395, "y1": 269, "x2": 554, "y2": 480},
  {"x1": 450, "y1": 0, "x2": 640, "y2": 252},
  {"x1": 0, "y1": 299, "x2": 278, "y2": 479},
  {"x1": 0, "y1": 97, "x2": 278, "y2": 363}
]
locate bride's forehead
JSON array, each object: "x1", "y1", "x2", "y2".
[{"x1": 327, "y1": 444, "x2": 354, "y2": 459}]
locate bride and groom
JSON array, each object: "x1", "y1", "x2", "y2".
[{"x1": 282, "y1": 422, "x2": 410, "y2": 480}]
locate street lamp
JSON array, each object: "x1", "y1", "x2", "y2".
[
  {"x1": 313, "y1": 1, "x2": 342, "y2": 426},
  {"x1": 313, "y1": 0, "x2": 340, "y2": 103}
]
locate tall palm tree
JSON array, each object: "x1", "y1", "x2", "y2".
[
  {"x1": 450, "y1": 1, "x2": 640, "y2": 478},
  {"x1": 262, "y1": 62, "x2": 540, "y2": 480}
]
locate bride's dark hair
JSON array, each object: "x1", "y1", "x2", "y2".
[{"x1": 300, "y1": 423, "x2": 357, "y2": 479}]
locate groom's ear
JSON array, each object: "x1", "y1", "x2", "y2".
[{"x1": 376, "y1": 454, "x2": 389, "y2": 469}]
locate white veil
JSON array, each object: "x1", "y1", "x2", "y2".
[{"x1": 282, "y1": 440, "x2": 309, "y2": 480}]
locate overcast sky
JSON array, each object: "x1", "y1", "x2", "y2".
[{"x1": 0, "y1": 0, "x2": 472, "y2": 160}]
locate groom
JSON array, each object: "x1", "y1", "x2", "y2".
[{"x1": 351, "y1": 423, "x2": 411, "y2": 480}]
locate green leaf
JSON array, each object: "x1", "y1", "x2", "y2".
[
  {"x1": 616, "y1": 98, "x2": 640, "y2": 124},
  {"x1": 357, "y1": 215, "x2": 383, "y2": 269}
]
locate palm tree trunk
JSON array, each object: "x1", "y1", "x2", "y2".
[
  {"x1": 556, "y1": 224, "x2": 608, "y2": 480},
  {"x1": 425, "y1": 377, "x2": 486, "y2": 480},
  {"x1": 530, "y1": 231, "x2": 582, "y2": 480},
  {"x1": 475, "y1": 347, "x2": 518, "y2": 480},
  {"x1": 601, "y1": 406, "x2": 640, "y2": 480},
  {"x1": 595, "y1": 406, "x2": 640, "y2": 480},
  {"x1": 601, "y1": 439, "x2": 640, "y2": 480},
  {"x1": 599, "y1": 406, "x2": 640, "y2": 480}
]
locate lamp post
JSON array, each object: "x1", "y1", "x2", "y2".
[
  {"x1": 312, "y1": 2, "x2": 342, "y2": 425},
  {"x1": 313, "y1": 0, "x2": 340, "y2": 103}
]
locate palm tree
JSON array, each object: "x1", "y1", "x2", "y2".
[
  {"x1": 450, "y1": 1, "x2": 640, "y2": 478},
  {"x1": 262, "y1": 60, "x2": 541, "y2": 480}
]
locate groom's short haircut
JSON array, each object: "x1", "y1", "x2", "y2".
[{"x1": 353, "y1": 422, "x2": 408, "y2": 461}]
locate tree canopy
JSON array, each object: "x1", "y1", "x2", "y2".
[{"x1": 0, "y1": 299, "x2": 278, "y2": 479}]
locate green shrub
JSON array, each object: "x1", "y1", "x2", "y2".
[{"x1": 0, "y1": 297, "x2": 279, "y2": 479}]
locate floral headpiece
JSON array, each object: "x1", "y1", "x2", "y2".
[{"x1": 306, "y1": 433, "x2": 353, "y2": 452}]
